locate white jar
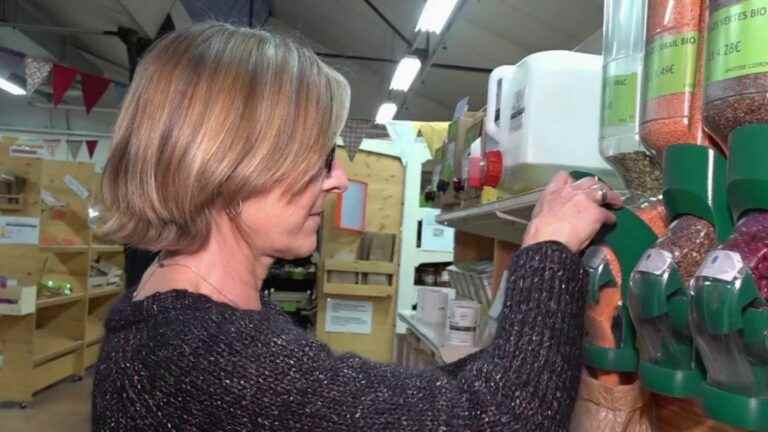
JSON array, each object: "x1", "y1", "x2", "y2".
[{"x1": 446, "y1": 300, "x2": 480, "y2": 346}]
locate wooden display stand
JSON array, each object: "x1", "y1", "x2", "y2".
[
  {"x1": 0, "y1": 145, "x2": 124, "y2": 406},
  {"x1": 316, "y1": 147, "x2": 404, "y2": 363}
]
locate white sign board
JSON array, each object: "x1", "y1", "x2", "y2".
[
  {"x1": 325, "y1": 298, "x2": 373, "y2": 335},
  {"x1": 0, "y1": 216, "x2": 40, "y2": 245}
]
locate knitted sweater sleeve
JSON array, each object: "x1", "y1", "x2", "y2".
[{"x1": 189, "y1": 241, "x2": 586, "y2": 431}]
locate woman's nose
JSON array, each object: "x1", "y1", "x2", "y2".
[{"x1": 323, "y1": 160, "x2": 348, "y2": 193}]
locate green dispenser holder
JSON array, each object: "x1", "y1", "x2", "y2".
[
  {"x1": 691, "y1": 124, "x2": 768, "y2": 431},
  {"x1": 572, "y1": 169, "x2": 659, "y2": 372},
  {"x1": 628, "y1": 144, "x2": 732, "y2": 398}
]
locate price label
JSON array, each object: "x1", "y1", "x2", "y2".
[
  {"x1": 707, "y1": 0, "x2": 768, "y2": 83},
  {"x1": 696, "y1": 250, "x2": 745, "y2": 282},
  {"x1": 635, "y1": 249, "x2": 673, "y2": 275},
  {"x1": 643, "y1": 31, "x2": 698, "y2": 101},
  {"x1": 602, "y1": 73, "x2": 638, "y2": 126}
]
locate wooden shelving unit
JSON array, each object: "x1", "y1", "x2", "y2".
[{"x1": 0, "y1": 149, "x2": 125, "y2": 405}]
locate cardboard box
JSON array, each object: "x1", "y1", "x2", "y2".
[{"x1": 0, "y1": 279, "x2": 36, "y2": 316}]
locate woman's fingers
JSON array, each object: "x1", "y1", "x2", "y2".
[{"x1": 546, "y1": 171, "x2": 573, "y2": 193}]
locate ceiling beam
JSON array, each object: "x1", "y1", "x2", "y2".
[
  {"x1": 362, "y1": 0, "x2": 411, "y2": 48},
  {"x1": 316, "y1": 52, "x2": 491, "y2": 74}
]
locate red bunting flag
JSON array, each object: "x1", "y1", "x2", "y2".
[
  {"x1": 85, "y1": 139, "x2": 98, "y2": 159},
  {"x1": 52, "y1": 64, "x2": 78, "y2": 106},
  {"x1": 81, "y1": 72, "x2": 111, "y2": 114}
]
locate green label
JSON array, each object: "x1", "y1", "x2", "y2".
[
  {"x1": 707, "y1": 0, "x2": 768, "y2": 83},
  {"x1": 602, "y1": 73, "x2": 638, "y2": 126},
  {"x1": 643, "y1": 32, "x2": 699, "y2": 100}
]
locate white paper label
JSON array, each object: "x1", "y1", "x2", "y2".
[
  {"x1": 40, "y1": 190, "x2": 66, "y2": 208},
  {"x1": 635, "y1": 249, "x2": 674, "y2": 275},
  {"x1": 9, "y1": 145, "x2": 46, "y2": 159},
  {"x1": 325, "y1": 298, "x2": 373, "y2": 334},
  {"x1": 697, "y1": 251, "x2": 744, "y2": 282},
  {"x1": 0, "y1": 216, "x2": 40, "y2": 245},
  {"x1": 63, "y1": 175, "x2": 89, "y2": 200}
]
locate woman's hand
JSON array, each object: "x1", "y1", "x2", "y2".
[{"x1": 522, "y1": 172, "x2": 623, "y2": 253}]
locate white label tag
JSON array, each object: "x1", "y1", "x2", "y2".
[
  {"x1": 697, "y1": 250, "x2": 744, "y2": 282},
  {"x1": 0, "y1": 216, "x2": 40, "y2": 245},
  {"x1": 635, "y1": 248, "x2": 673, "y2": 275},
  {"x1": 325, "y1": 298, "x2": 373, "y2": 334},
  {"x1": 63, "y1": 175, "x2": 89, "y2": 200},
  {"x1": 40, "y1": 190, "x2": 66, "y2": 208}
]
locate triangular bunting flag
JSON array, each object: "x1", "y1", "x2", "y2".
[
  {"x1": 24, "y1": 57, "x2": 52, "y2": 95},
  {"x1": 113, "y1": 82, "x2": 128, "y2": 106},
  {"x1": 42, "y1": 138, "x2": 62, "y2": 158},
  {"x1": 85, "y1": 139, "x2": 98, "y2": 160},
  {"x1": 52, "y1": 64, "x2": 78, "y2": 106},
  {"x1": 340, "y1": 119, "x2": 369, "y2": 161},
  {"x1": 81, "y1": 73, "x2": 111, "y2": 114},
  {"x1": 66, "y1": 140, "x2": 83, "y2": 161}
]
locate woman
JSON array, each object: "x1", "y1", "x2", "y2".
[{"x1": 93, "y1": 23, "x2": 621, "y2": 431}]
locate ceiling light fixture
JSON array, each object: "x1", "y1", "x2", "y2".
[
  {"x1": 0, "y1": 76, "x2": 26, "y2": 96},
  {"x1": 389, "y1": 56, "x2": 422, "y2": 91},
  {"x1": 415, "y1": 0, "x2": 459, "y2": 33},
  {"x1": 375, "y1": 102, "x2": 397, "y2": 124}
]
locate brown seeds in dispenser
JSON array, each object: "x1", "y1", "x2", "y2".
[
  {"x1": 606, "y1": 151, "x2": 665, "y2": 198},
  {"x1": 704, "y1": 79, "x2": 768, "y2": 146},
  {"x1": 655, "y1": 215, "x2": 716, "y2": 283}
]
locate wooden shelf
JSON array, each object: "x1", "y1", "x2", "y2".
[
  {"x1": 36, "y1": 292, "x2": 84, "y2": 309},
  {"x1": 33, "y1": 330, "x2": 82, "y2": 366},
  {"x1": 325, "y1": 260, "x2": 396, "y2": 275},
  {"x1": 85, "y1": 318, "x2": 105, "y2": 346},
  {"x1": 91, "y1": 245, "x2": 124, "y2": 253},
  {"x1": 89, "y1": 285, "x2": 122, "y2": 299},
  {"x1": 436, "y1": 191, "x2": 541, "y2": 242},
  {"x1": 324, "y1": 283, "x2": 394, "y2": 298},
  {"x1": 39, "y1": 244, "x2": 90, "y2": 253}
]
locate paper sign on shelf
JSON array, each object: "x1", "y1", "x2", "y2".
[
  {"x1": 325, "y1": 298, "x2": 373, "y2": 334},
  {"x1": 0, "y1": 216, "x2": 40, "y2": 245},
  {"x1": 41, "y1": 190, "x2": 66, "y2": 208},
  {"x1": 63, "y1": 175, "x2": 90, "y2": 200},
  {"x1": 9, "y1": 145, "x2": 46, "y2": 159}
]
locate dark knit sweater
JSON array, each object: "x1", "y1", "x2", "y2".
[{"x1": 93, "y1": 241, "x2": 587, "y2": 431}]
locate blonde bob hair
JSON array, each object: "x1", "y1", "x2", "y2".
[{"x1": 100, "y1": 22, "x2": 350, "y2": 252}]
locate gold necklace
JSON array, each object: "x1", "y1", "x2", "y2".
[{"x1": 153, "y1": 258, "x2": 243, "y2": 308}]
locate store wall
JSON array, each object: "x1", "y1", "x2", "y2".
[{"x1": 0, "y1": 93, "x2": 116, "y2": 171}]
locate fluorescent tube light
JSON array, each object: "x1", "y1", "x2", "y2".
[
  {"x1": 0, "y1": 76, "x2": 25, "y2": 96},
  {"x1": 389, "y1": 56, "x2": 422, "y2": 91},
  {"x1": 416, "y1": 0, "x2": 459, "y2": 33},
  {"x1": 375, "y1": 102, "x2": 397, "y2": 124}
]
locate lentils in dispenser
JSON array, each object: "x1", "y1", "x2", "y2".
[
  {"x1": 704, "y1": 0, "x2": 768, "y2": 146},
  {"x1": 583, "y1": 0, "x2": 671, "y2": 382},
  {"x1": 600, "y1": 0, "x2": 665, "y2": 199},
  {"x1": 640, "y1": 0, "x2": 715, "y2": 156}
]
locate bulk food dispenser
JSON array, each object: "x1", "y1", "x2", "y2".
[
  {"x1": 482, "y1": 51, "x2": 620, "y2": 197},
  {"x1": 581, "y1": 0, "x2": 668, "y2": 382},
  {"x1": 689, "y1": 1, "x2": 768, "y2": 427},
  {"x1": 626, "y1": 0, "x2": 728, "y2": 398},
  {"x1": 628, "y1": 144, "x2": 731, "y2": 398}
]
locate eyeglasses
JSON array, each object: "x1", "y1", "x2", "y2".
[{"x1": 324, "y1": 147, "x2": 336, "y2": 174}]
